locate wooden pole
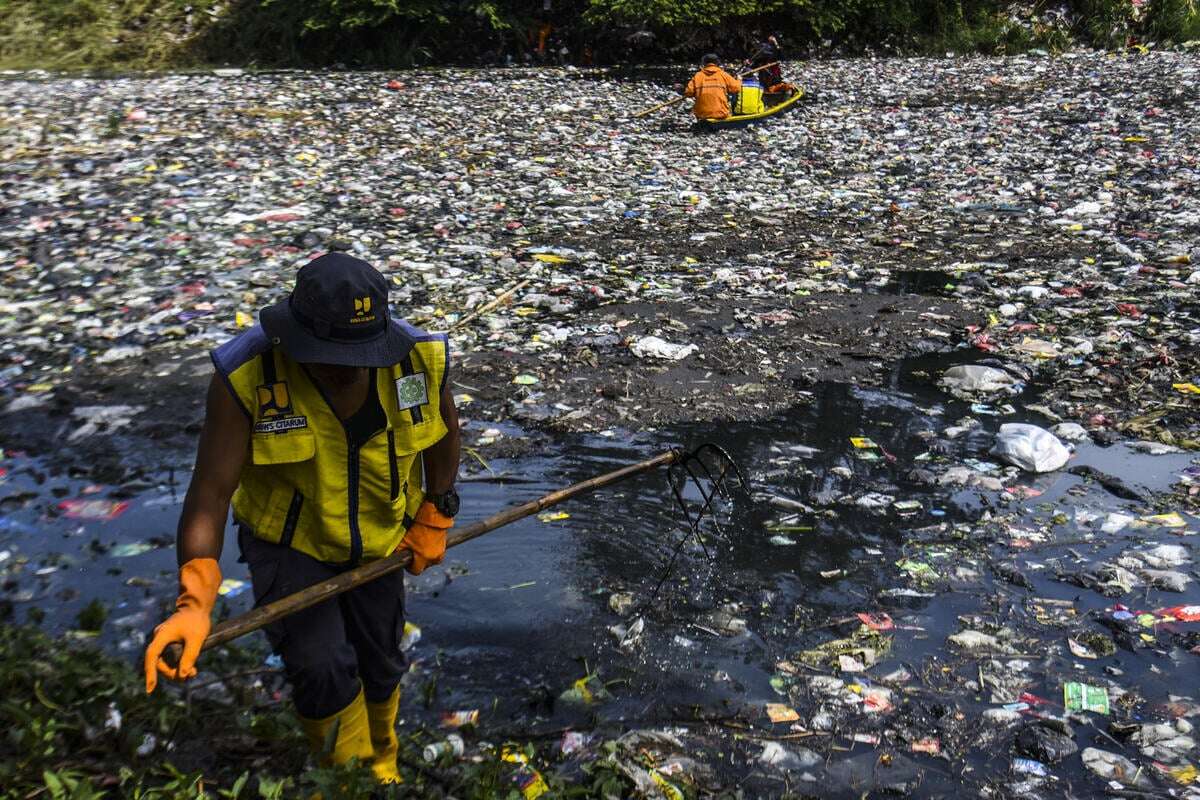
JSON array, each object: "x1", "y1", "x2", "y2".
[
  {"x1": 450, "y1": 277, "x2": 532, "y2": 331},
  {"x1": 633, "y1": 95, "x2": 688, "y2": 119},
  {"x1": 177, "y1": 449, "x2": 682, "y2": 658},
  {"x1": 740, "y1": 61, "x2": 780, "y2": 77},
  {"x1": 632, "y1": 62, "x2": 781, "y2": 119}
]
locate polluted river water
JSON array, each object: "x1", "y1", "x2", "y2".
[
  {"x1": 1, "y1": 355, "x2": 1197, "y2": 797},
  {"x1": 0, "y1": 49, "x2": 1197, "y2": 796}
]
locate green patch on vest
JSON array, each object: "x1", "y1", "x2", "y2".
[{"x1": 395, "y1": 373, "x2": 428, "y2": 410}]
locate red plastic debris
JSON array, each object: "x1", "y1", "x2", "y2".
[
  {"x1": 1019, "y1": 692, "x2": 1057, "y2": 708},
  {"x1": 971, "y1": 333, "x2": 998, "y2": 352},
  {"x1": 58, "y1": 498, "x2": 130, "y2": 521},
  {"x1": 856, "y1": 612, "x2": 895, "y2": 631},
  {"x1": 1156, "y1": 606, "x2": 1200, "y2": 623}
]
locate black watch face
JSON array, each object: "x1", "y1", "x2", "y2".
[{"x1": 440, "y1": 490, "x2": 460, "y2": 517}]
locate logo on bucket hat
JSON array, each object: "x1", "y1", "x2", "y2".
[
  {"x1": 259, "y1": 253, "x2": 416, "y2": 368},
  {"x1": 352, "y1": 296, "x2": 375, "y2": 323}
]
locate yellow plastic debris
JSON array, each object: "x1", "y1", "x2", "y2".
[
  {"x1": 1140, "y1": 512, "x2": 1187, "y2": 528},
  {"x1": 765, "y1": 703, "x2": 800, "y2": 722},
  {"x1": 217, "y1": 578, "x2": 246, "y2": 596},
  {"x1": 1168, "y1": 765, "x2": 1198, "y2": 785},
  {"x1": 650, "y1": 772, "x2": 684, "y2": 800},
  {"x1": 501, "y1": 748, "x2": 549, "y2": 800}
]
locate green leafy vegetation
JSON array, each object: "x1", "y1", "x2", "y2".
[
  {"x1": 0, "y1": 0, "x2": 1197, "y2": 70},
  {"x1": 0, "y1": 624, "x2": 671, "y2": 799},
  {"x1": 75, "y1": 600, "x2": 108, "y2": 633},
  {"x1": 0, "y1": 0, "x2": 218, "y2": 70}
]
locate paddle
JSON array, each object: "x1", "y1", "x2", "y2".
[{"x1": 632, "y1": 61, "x2": 781, "y2": 119}]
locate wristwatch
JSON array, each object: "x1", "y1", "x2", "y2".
[{"x1": 427, "y1": 488, "x2": 460, "y2": 518}]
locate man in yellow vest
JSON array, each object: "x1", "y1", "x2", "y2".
[{"x1": 143, "y1": 253, "x2": 461, "y2": 783}]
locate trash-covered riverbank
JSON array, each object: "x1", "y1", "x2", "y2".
[
  {"x1": 1, "y1": 53, "x2": 1196, "y2": 448},
  {"x1": 0, "y1": 53, "x2": 1198, "y2": 798}
]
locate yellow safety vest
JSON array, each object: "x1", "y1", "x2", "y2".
[{"x1": 212, "y1": 322, "x2": 449, "y2": 565}]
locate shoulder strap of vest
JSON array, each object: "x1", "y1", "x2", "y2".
[
  {"x1": 398, "y1": 352, "x2": 424, "y2": 424},
  {"x1": 259, "y1": 348, "x2": 278, "y2": 387},
  {"x1": 211, "y1": 326, "x2": 272, "y2": 421},
  {"x1": 391, "y1": 318, "x2": 451, "y2": 388},
  {"x1": 212, "y1": 325, "x2": 270, "y2": 377}
]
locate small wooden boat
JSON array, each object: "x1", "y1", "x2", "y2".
[{"x1": 692, "y1": 86, "x2": 805, "y2": 132}]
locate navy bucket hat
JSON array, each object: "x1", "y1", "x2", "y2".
[{"x1": 260, "y1": 253, "x2": 415, "y2": 367}]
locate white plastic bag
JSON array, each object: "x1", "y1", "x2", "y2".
[
  {"x1": 990, "y1": 423, "x2": 1070, "y2": 472},
  {"x1": 629, "y1": 336, "x2": 697, "y2": 360},
  {"x1": 1081, "y1": 748, "x2": 1150, "y2": 786},
  {"x1": 938, "y1": 365, "x2": 1020, "y2": 397}
]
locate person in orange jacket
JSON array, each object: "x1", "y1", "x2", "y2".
[
  {"x1": 142, "y1": 253, "x2": 461, "y2": 783},
  {"x1": 684, "y1": 53, "x2": 742, "y2": 120}
]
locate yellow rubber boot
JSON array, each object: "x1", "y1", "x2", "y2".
[
  {"x1": 364, "y1": 686, "x2": 402, "y2": 783},
  {"x1": 297, "y1": 688, "x2": 375, "y2": 770}
]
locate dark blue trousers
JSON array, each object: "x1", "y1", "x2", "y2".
[{"x1": 238, "y1": 528, "x2": 406, "y2": 719}]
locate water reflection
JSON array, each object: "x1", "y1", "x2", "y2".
[{"x1": 1, "y1": 365, "x2": 1197, "y2": 795}]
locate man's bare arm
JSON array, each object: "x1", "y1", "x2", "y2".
[
  {"x1": 423, "y1": 382, "x2": 461, "y2": 496},
  {"x1": 177, "y1": 375, "x2": 250, "y2": 565}
]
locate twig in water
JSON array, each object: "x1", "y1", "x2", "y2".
[
  {"x1": 461, "y1": 446, "x2": 491, "y2": 474},
  {"x1": 451, "y1": 278, "x2": 532, "y2": 330}
]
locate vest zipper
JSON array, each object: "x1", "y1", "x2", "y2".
[
  {"x1": 347, "y1": 437, "x2": 363, "y2": 565},
  {"x1": 300, "y1": 364, "x2": 381, "y2": 566},
  {"x1": 387, "y1": 430, "x2": 400, "y2": 502}
]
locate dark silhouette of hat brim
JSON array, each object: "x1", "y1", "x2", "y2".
[{"x1": 260, "y1": 300, "x2": 416, "y2": 368}]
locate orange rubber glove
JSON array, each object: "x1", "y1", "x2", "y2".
[
  {"x1": 397, "y1": 502, "x2": 452, "y2": 575},
  {"x1": 143, "y1": 557, "x2": 221, "y2": 693}
]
